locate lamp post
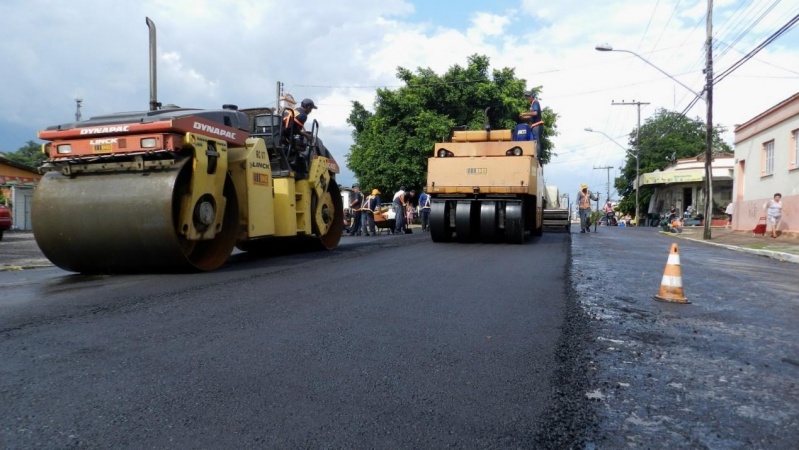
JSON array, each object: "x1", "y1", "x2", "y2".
[
  {"x1": 594, "y1": 45, "x2": 705, "y2": 101},
  {"x1": 595, "y1": 42, "x2": 714, "y2": 239},
  {"x1": 585, "y1": 128, "x2": 638, "y2": 225}
]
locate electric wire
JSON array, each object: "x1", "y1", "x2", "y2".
[
  {"x1": 713, "y1": 10, "x2": 799, "y2": 85},
  {"x1": 636, "y1": 0, "x2": 662, "y2": 53}
]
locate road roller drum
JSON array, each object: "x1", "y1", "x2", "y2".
[{"x1": 30, "y1": 17, "x2": 343, "y2": 274}]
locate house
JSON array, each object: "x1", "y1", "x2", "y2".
[
  {"x1": 638, "y1": 154, "x2": 734, "y2": 226},
  {"x1": 0, "y1": 155, "x2": 41, "y2": 231},
  {"x1": 732, "y1": 92, "x2": 799, "y2": 235}
]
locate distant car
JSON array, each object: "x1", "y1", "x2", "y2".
[{"x1": 0, "y1": 204, "x2": 11, "y2": 240}]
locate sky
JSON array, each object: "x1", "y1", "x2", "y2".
[{"x1": 1, "y1": 0, "x2": 798, "y2": 200}]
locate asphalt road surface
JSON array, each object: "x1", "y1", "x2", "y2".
[
  {"x1": 574, "y1": 224, "x2": 799, "y2": 448},
  {"x1": 0, "y1": 230, "x2": 588, "y2": 448}
]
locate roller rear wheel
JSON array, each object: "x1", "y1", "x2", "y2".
[
  {"x1": 480, "y1": 201, "x2": 499, "y2": 243},
  {"x1": 455, "y1": 201, "x2": 477, "y2": 243},
  {"x1": 430, "y1": 200, "x2": 452, "y2": 242},
  {"x1": 311, "y1": 181, "x2": 345, "y2": 250},
  {"x1": 505, "y1": 202, "x2": 525, "y2": 244}
]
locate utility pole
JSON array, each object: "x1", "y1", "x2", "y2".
[
  {"x1": 74, "y1": 98, "x2": 83, "y2": 122},
  {"x1": 594, "y1": 165, "x2": 614, "y2": 203},
  {"x1": 703, "y1": 0, "x2": 714, "y2": 240},
  {"x1": 612, "y1": 100, "x2": 649, "y2": 226}
]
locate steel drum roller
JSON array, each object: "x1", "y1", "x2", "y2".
[{"x1": 32, "y1": 161, "x2": 238, "y2": 273}]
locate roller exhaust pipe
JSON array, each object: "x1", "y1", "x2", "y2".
[{"x1": 146, "y1": 17, "x2": 159, "y2": 111}]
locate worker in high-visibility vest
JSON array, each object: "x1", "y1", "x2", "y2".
[
  {"x1": 577, "y1": 184, "x2": 598, "y2": 233},
  {"x1": 519, "y1": 90, "x2": 543, "y2": 141}
]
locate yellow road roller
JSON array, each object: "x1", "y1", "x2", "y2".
[
  {"x1": 32, "y1": 18, "x2": 343, "y2": 273},
  {"x1": 426, "y1": 112, "x2": 544, "y2": 244}
]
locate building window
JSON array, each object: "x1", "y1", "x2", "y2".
[
  {"x1": 763, "y1": 140, "x2": 774, "y2": 175},
  {"x1": 792, "y1": 129, "x2": 799, "y2": 169}
]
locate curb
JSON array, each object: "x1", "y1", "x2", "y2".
[
  {"x1": 658, "y1": 231, "x2": 799, "y2": 264},
  {"x1": 1, "y1": 264, "x2": 54, "y2": 272}
]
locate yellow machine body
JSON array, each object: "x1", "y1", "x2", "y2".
[
  {"x1": 426, "y1": 129, "x2": 544, "y2": 244},
  {"x1": 33, "y1": 125, "x2": 343, "y2": 273},
  {"x1": 30, "y1": 18, "x2": 343, "y2": 273}
]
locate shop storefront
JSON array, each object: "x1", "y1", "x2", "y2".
[
  {"x1": 637, "y1": 155, "x2": 734, "y2": 226},
  {"x1": 0, "y1": 157, "x2": 41, "y2": 231}
]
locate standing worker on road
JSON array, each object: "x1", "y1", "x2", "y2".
[
  {"x1": 348, "y1": 185, "x2": 364, "y2": 236},
  {"x1": 519, "y1": 91, "x2": 543, "y2": 142},
  {"x1": 577, "y1": 184, "x2": 597, "y2": 233},
  {"x1": 393, "y1": 186, "x2": 407, "y2": 234},
  {"x1": 361, "y1": 189, "x2": 381, "y2": 236},
  {"x1": 418, "y1": 188, "x2": 431, "y2": 231}
]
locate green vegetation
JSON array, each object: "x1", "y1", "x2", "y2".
[
  {"x1": 346, "y1": 54, "x2": 559, "y2": 194},
  {"x1": 614, "y1": 109, "x2": 731, "y2": 216},
  {"x1": 3, "y1": 141, "x2": 42, "y2": 168}
]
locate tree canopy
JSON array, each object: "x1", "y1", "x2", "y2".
[
  {"x1": 346, "y1": 55, "x2": 559, "y2": 195},
  {"x1": 614, "y1": 108, "x2": 732, "y2": 216},
  {"x1": 3, "y1": 140, "x2": 42, "y2": 168}
]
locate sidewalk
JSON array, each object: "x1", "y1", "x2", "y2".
[
  {"x1": 0, "y1": 231, "x2": 53, "y2": 271},
  {"x1": 662, "y1": 225, "x2": 799, "y2": 264}
]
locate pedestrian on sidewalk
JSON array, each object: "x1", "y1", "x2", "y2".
[
  {"x1": 765, "y1": 193, "x2": 783, "y2": 238},
  {"x1": 725, "y1": 202, "x2": 734, "y2": 229}
]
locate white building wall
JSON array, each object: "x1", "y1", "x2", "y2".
[
  {"x1": 734, "y1": 115, "x2": 799, "y2": 201},
  {"x1": 732, "y1": 93, "x2": 799, "y2": 234}
]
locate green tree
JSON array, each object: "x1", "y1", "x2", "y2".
[
  {"x1": 614, "y1": 108, "x2": 731, "y2": 217},
  {"x1": 346, "y1": 55, "x2": 559, "y2": 194},
  {"x1": 5, "y1": 140, "x2": 43, "y2": 168}
]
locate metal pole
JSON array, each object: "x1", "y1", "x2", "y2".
[
  {"x1": 636, "y1": 104, "x2": 641, "y2": 228},
  {"x1": 593, "y1": 165, "x2": 614, "y2": 203},
  {"x1": 703, "y1": 0, "x2": 714, "y2": 240},
  {"x1": 146, "y1": 17, "x2": 159, "y2": 111},
  {"x1": 612, "y1": 101, "x2": 649, "y2": 226}
]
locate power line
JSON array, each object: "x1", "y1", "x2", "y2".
[
  {"x1": 714, "y1": 0, "x2": 781, "y2": 61},
  {"x1": 715, "y1": 39, "x2": 799, "y2": 76},
  {"x1": 648, "y1": 0, "x2": 683, "y2": 56},
  {"x1": 636, "y1": 0, "x2": 662, "y2": 53},
  {"x1": 713, "y1": 10, "x2": 799, "y2": 85}
]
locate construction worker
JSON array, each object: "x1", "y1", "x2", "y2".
[
  {"x1": 282, "y1": 98, "x2": 317, "y2": 141},
  {"x1": 519, "y1": 91, "x2": 543, "y2": 141},
  {"x1": 577, "y1": 184, "x2": 597, "y2": 233},
  {"x1": 361, "y1": 189, "x2": 381, "y2": 236},
  {"x1": 418, "y1": 188, "x2": 431, "y2": 231},
  {"x1": 281, "y1": 98, "x2": 317, "y2": 177}
]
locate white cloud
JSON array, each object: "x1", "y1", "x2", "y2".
[
  {"x1": 468, "y1": 12, "x2": 511, "y2": 39},
  {"x1": 1, "y1": 0, "x2": 797, "y2": 193}
]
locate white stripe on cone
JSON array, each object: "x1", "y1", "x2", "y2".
[
  {"x1": 660, "y1": 275, "x2": 683, "y2": 287},
  {"x1": 667, "y1": 254, "x2": 681, "y2": 265}
]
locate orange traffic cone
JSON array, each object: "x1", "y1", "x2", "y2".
[{"x1": 653, "y1": 243, "x2": 690, "y2": 304}]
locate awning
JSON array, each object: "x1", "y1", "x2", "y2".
[
  {"x1": 0, "y1": 175, "x2": 38, "y2": 186},
  {"x1": 641, "y1": 169, "x2": 704, "y2": 185},
  {"x1": 637, "y1": 168, "x2": 733, "y2": 188}
]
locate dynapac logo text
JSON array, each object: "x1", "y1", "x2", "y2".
[
  {"x1": 193, "y1": 122, "x2": 237, "y2": 140},
  {"x1": 80, "y1": 126, "x2": 130, "y2": 135}
]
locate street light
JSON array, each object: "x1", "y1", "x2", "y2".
[
  {"x1": 585, "y1": 127, "x2": 639, "y2": 226},
  {"x1": 594, "y1": 44, "x2": 705, "y2": 101},
  {"x1": 595, "y1": 43, "x2": 714, "y2": 239},
  {"x1": 584, "y1": 128, "x2": 627, "y2": 151}
]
